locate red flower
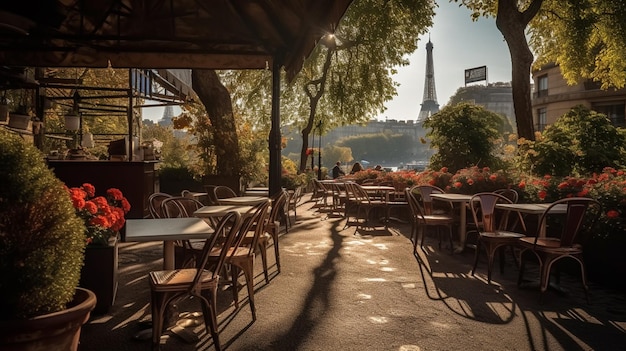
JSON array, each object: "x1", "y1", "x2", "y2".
[
  {"x1": 489, "y1": 174, "x2": 497, "y2": 181},
  {"x1": 467, "y1": 179, "x2": 474, "y2": 185},
  {"x1": 82, "y1": 183, "x2": 96, "y2": 197},
  {"x1": 518, "y1": 181, "x2": 526, "y2": 189},
  {"x1": 538, "y1": 190, "x2": 547, "y2": 200},
  {"x1": 606, "y1": 210, "x2": 620, "y2": 219},
  {"x1": 67, "y1": 183, "x2": 130, "y2": 246},
  {"x1": 454, "y1": 181, "x2": 462, "y2": 188},
  {"x1": 440, "y1": 167, "x2": 448, "y2": 173},
  {"x1": 107, "y1": 188, "x2": 124, "y2": 201}
]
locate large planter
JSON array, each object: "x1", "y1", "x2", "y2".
[
  {"x1": 0, "y1": 287, "x2": 96, "y2": 351},
  {"x1": 79, "y1": 238, "x2": 118, "y2": 314}
]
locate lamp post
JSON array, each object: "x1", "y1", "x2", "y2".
[{"x1": 317, "y1": 121, "x2": 322, "y2": 180}]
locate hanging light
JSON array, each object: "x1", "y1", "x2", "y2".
[{"x1": 64, "y1": 91, "x2": 80, "y2": 131}]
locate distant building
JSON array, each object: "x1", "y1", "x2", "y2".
[
  {"x1": 532, "y1": 63, "x2": 626, "y2": 131},
  {"x1": 448, "y1": 82, "x2": 515, "y2": 130}
]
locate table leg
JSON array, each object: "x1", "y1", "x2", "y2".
[
  {"x1": 163, "y1": 240, "x2": 175, "y2": 270},
  {"x1": 455, "y1": 202, "x2": 467, "y2": 254}
]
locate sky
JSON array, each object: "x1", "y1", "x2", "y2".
[
  {"x1": 376, "y1": 1, "x2": 512, "y2": 122},
  {"x1": 143, "y1": 1, "x2": 512, "y2": 123}
]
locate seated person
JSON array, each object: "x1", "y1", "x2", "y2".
[
  {"x1": 350, "y1": 162, "x2": 364, "y2": 174},
  {"x1": 332, "y1": 161, "x2": 345, "y2": 179}
]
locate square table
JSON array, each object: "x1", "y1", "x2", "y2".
[
  {"x1": 218, "y1": 196, "x2": 268, "y2": 206},
  {"x1": 125, "y1": 217, "x2": 215, "y2": 270},
  {"x1": 495, "y1": 202, "x2": 567, "y2": 237},
  {"x1": 430, "y1": 193, "x2": 473, "y2": 253}
]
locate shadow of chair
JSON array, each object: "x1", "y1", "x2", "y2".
[
  {"x1": 405, "y1": 188, "x2": 455, "y2": 254},
  {"x1": 517, "y1": 197, "x2": 601, "y2": 303},
  {"x1": 149, "y1": 211, "x2": 242, "y2": 351},
  {"x1": 209, "y1": 199, "x2": 271, "y2": 321},
  {"x1": 469, "y1": 192, "x2": 527, "y2": 284}
]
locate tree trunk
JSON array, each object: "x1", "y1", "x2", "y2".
[
  {"x1": 192, "y1": 69, "x2": 241, "y2": 176},
  {"x1": 496, "y1": 0, "x2": 543, "y2": 141}
]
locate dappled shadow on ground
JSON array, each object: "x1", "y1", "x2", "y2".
[{"x1": 413, "y1": 237, "x2": 626, "y2": 350}]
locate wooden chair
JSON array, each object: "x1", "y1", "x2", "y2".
[
  {"x1": 517, "y1": 197, "x2": 601, "y2": 303},
  {"x1": 209, "y1": 199, "x2": 270, "y2": 320},
  {"x1": 242, "y1": 190, "x2": 288, "y2": 282},
  {"x1": 311, "y1": 179, "x2": 333, "y2": 210},
  {"x1": 148, "y1": 192, "x2": 172, "y2": 219},
  {"x1": 214, "y1": 185, "x2": 237, "y2": 203},
  {"x1": 469, "y1": 192, "x2": 527, "y2": 283},
  {"x1": 285, "y1": 186, "x2": 303, "y2": 230},
  {"x1": 405, "y1": 188, "x2": 455, "y2": 254},
  {"x1": 160, "y1": 196, "x2": 206, "y2": 268},
  {"x1": 347, "y1": 183, "x2": 387, "y2": 230},
  {"x1": 149, "y1": 211, "x2": 242, "y2": 351}
]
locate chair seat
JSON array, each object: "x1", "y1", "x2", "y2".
[
  {"x1": 480, "y1": 230, "x2": 524, "y2": 239},
  {"x1": 423, "y1": 214, "x2": 455, "y2": 224},
  {"x1": 519, "y1": 237, "x2": 583, "y2": 253},
  {"x1": 150, "y1": 269, "x2": 218, "y2": 290}
]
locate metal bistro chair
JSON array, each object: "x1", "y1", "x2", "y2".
[
  {"x1": 517, "y1": 197, "x2": 601, "y2": 303},
  {"x1": 149, "y1": 211, "x2": 241, "y2": 351},
  {"x1": 405, "y1": 188, "x2": 455, "y2": 254},
  {"x1": 160, "y1": 196, "x2": 206, "y2": 269},
  {"x1": 469, "y1": 192, "x2": 527, "y2": 284},
  {"x1": 208, "y1": 199, "x2": 270, "y2": 320}
]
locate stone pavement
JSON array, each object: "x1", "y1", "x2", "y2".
[{"x1": 78, "y1": 195, "x2": 626, "y2": 351}]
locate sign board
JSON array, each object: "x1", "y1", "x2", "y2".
[{"x1": 464, "y1": 66, "x2": 487, "y2": 84}]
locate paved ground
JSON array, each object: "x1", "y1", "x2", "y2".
[{"x1": 78, "y1": 195, "x2": 626, "y2": 351}]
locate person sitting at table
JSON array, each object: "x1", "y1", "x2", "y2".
[
  {"x1": 350, "y1": 162, "x2": 364, "y2": 174},
  {"x1": 332, "y1": 161, "x2": 345, "y2": 179},
  {"x1": 374, "y1": 164, "x2": 383, "y2": 171}
]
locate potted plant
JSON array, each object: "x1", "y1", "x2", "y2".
[
  {"x1": 67, "y1": 183, "x2": 130, "y2": 314},
  {"x1": 0, "y1": 129, "x2": 96, "y2": 350}
]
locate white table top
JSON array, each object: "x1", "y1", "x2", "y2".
[
  {"x1": 361, "y1": 185, "x2": 396, "y2": 191},
  {"x1": 125, "y1": 217, "x2": 214, "y2": 242},
  {"x1": 218, "y1": 196, "x2": 268, "y2": 205},
  {"x1": 496, "y1": 203, "x2": 567, "y2": 215},
  {"x1": 430, "y1": 193, "x2": 473, "y2": 202},
  {"x1": 194, "y1": 205, "x2": 255, "y2": 218}
]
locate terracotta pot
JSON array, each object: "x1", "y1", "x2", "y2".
[{"x1": 0, "y1": 287, "x2": 96, "y2": 351}]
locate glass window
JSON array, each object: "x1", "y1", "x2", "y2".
[
  {"x1": 537, "y1": 108, "x2": 547, "y2": 132},
  {"x1": 592, "y1": 103, "x2": 626, "y2": 128},
  {"x1": 537, "y1": 75, "x2": 548, "y2": 97}
]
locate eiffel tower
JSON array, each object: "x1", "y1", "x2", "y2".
[{"x1": 417, "y1": 38, "x2": 439, "y2": 122}]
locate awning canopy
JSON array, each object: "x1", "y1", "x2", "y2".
[{"x1": 0, "y1": 0, "x2": 351, "y2": 80}]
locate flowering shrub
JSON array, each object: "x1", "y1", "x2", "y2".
[
  {"x1": 412, "y1": 167, "x2": 454, "y2": 190},
  {"x1": 281, "y1": 171, "x2": 308, "y2": 189},
  {"x1": 447, "y1": 166, "x2": 516, "y2": 194},
  {"x1": 67, "y1": 183, "x2": 131, "y2": 246},
  {"x1": 517, "y1": 168, "x2": 626, "y2": 238}
]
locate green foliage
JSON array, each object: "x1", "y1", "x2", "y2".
[
  {"x1": 0, "y1": 130, "x2": 86, "y2": 319},
  {"x1": 424, "y1": 103, "x2": 511, "y2": 173},
  {"x1": 515, "y1": 105, "x2": 626, "y2": 176},
  {"x1": 337, "y1": 132, "x2": 420, "y2": 166},
  {"x1": 530, "y1": 0, "x2": 626, "y2": 89},
  {"x1": 322, "y1": 145, "x2": 353, "y2": 168}
]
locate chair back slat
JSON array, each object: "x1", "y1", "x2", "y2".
[
  {"x1": 470, "y1": 192, "x2": 516, "y2": 232},
  {"x1": 230, "y1": 199, "x2": 271, "y2": 257},
  {"x1": 535, "y1": 197, "x2": 601, "y2": 247},
  {"x1": 148, "y1": 192, "x2": 172, "y2": 218},
  {"x1": 191, "y1": 211, "x2": 241, "y2": 294}
]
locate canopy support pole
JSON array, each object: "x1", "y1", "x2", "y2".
[{"x1": 269, "y1": 57, "x2": 283, "y2": 197}]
